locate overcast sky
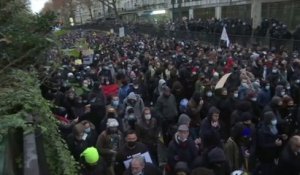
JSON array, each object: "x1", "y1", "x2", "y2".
[{"x1": 30, "y1": 0, "x2": 48, "y2": 13}]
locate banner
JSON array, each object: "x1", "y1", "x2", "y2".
[{"x1": 119, "y1": 27, "x2": 125, "y2": 37}]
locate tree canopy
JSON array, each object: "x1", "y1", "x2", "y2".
[{"x1": 0, "y1": 1, "x2": 78, "y2": 174}]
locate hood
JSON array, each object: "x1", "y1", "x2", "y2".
[
  {"x1": 263, "y1": 111, "x2": 275, "y2": 124},
  {"x1": 207, "y1": 106, "x2": 220, "y2": 120},
  {"x1": 275, "y1": 85, "x2": 284, "y2": 96},
  {"x1": 127, "y1": 92, "x2": 138, "y2": 101},
  {"x1": 158, "y1": 79, "x2": 166, "y2": 95}
]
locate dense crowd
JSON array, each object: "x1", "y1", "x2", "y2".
[
  {"x1": 42, "y1": 29, "x2": 300, "y2": 175},
  {"x1": 167, "y1": 18, "x2": 293, "y2": 38}
]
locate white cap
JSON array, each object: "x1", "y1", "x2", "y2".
[
  {"x1": 231, "y1": 170, "x2": 245, "y2": 175},
  {"x1": 67, "y1": 72, "x2": 74, "y2": 78},
  {"x1": 107, "y1": 118, "x2": 119, "y2": 128},
  {"x1": 213, "y1": 72, "x2": 219, "y2": 77}
]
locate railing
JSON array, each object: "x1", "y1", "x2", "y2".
[{"x1": 0, "y1": 115, "x2": 49, "y2": 175}]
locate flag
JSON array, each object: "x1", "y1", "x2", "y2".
[{"x1": 221, "y1": 26, "x2": 230, "y2": 47}]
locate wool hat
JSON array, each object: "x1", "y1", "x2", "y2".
[
  {"x1": 177, "y1": 114, "x2": 191, "y2": 126},
  {"x1": 178, "y1": 124, "x2": 189, "y2": 131},
  {"x1": 208, "y1": 147, "x2": 226, "y2": 163},
  {"x1": 80, "y1": 147, "x2": 100, "y2": 165}
]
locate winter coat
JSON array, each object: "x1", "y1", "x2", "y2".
[
  {"x1": 167, "y1": 132, "x2": 198, "y2": 173},
  {"x1": 224, "y1": 137, "x2": 241, "y2": 171},
  {"x1": 187, "y1": 98, "x2": 202, "y2": 127},
  {"x1": 123, "y1": 93, "x2": 145, "y2": 121},
  {"x1": 136, "y1": 118, "x2": 159, "y2": 146},
  {"x1": 66, "y1": 134, "x2": 89, "y2": 161},
  {"x1": 257, "y1": 124, "x2": 282, "y2": 163},
  {"x1": 277, "y1": 145, "x2": 300, "y2": 175},
  {"x1": 155, "y1": 94, "x2": 178, "y2": 122},
  {"x1": 96, "y1": 130, "x2": 123, "y2": 161},
  {"x1": 116, "y1": 142, "x2": 149, "y2": 174},
  {"x1": 257, "y1": 89, "x2": 272, "y2": 108}
]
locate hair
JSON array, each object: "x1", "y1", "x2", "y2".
[
  {"x1": 125, "y1": 129, "x2": 137, "y2": 137},
  {"x1": 143, "y1": 107, "x2": 151, "y2": 114},
  {"x1": 131, "y1": 155, "x2": 145, "y2": 168},
  {"x1": 72, "y1": 123, "x2": 85, "y2": 136}
]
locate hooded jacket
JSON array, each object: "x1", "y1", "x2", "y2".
[
  {"x1": 155, "y1": 92, "x2": 178, "y2": 122},
  {"x1": 123, "y1": 92, "x2": 145, "y2": 121}
]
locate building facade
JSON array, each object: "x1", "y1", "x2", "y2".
[
  {"x1": 73, "y1": 0, "x2": 109, "y2": 24},
  {"x1": 117, "y1": 0, "x2": 300, "y2": 29},
  {"x1": 71, "y1": 0, "x2": 300, "y2": 29}
]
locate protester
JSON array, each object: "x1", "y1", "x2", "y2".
[
  {"x1": 41, "y1": 25, "x2": 300, "y2": 175},
  {"x1": 123, "y1": 156, "x2": 162, "y2": 175},
  {"x1": 80, "y1": 147, "x2": 107, "y2": 175},
  {"x1": 115, "y1": 130, "x2": 150, "y2": 174}
]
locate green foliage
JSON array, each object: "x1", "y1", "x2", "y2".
[
  {"x1": 53, "y1": 29, "x2": 70, "y2": 37},
  {"x1": 0, "y1": 1, "x2": 78, "y2": 174},
  {"x1": 0, "y1": 0, "x2": 56, "y2": 71},
  {"x1": 0, "y1": 70, "x2": 78, "y2": 175}
]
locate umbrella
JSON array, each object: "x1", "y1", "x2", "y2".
[{"x1": 215, "y1": 73, "x2": 231, "y2": 89}]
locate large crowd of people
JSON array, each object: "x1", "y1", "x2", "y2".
[{"x1": 41, "y1": 28, "x2": 300, "y2": 175}]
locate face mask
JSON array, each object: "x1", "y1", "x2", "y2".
[
  {"x1": 178, "y1": 136, "x2": 187, "y2": 142},
  {"x1": 207, "y1": 92, "x2": 212, "y2": 97},
  {"x1": 272, "y1": 69, "x2": 278, "y2": 73},
  {"x1": 128, "y1": 114, "x2": 136, "y2": 120},
  {"x1": 296, "y1": 79, "x2": 300, "y2": 84},
  {"x1": 82, "y1": 133, "x2": 88, "y2": 140},
  {"x1": 242, "y1": 83, "x2": 248, "y2": 87},
  {"x1": 107, "y1": 112, "x2": 115, "y2": 118},
  {"x1": 281, "y1": 91, "x2": 286, "y2": 96},
  {"x1": 108, "y1": 127, "x2": 118, "y2": 133},
  {"x1": 83, "y1": 83, "x2": 89, "y2": 88},
  {"x1": 265, "y1": 86, "x2": 270, "y2": 90},
  {"x1": 234, "y1": 93, "x2": 238, "y2": 98},
  {"x1": 112, "y1": 100, "x2": 119, "y2": 107},
  {"x1": 85, "y1": 128, "x2": 91, "y2": 133},
  {"x1": 127, "y1": 141, "x2": 137, "y2": 148},
  {"x1": 271, "y1": 119, "x2": 277, "y2": 126},
  {"x1": 145, "y1": 114, "x2": 151, "y2": 120},
  {"x1": 251, "y1": 97, "x2": 257, "y2": 102}
]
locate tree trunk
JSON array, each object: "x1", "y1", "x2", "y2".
[
  {"x1": 112, "y1": 3, "x2": 120, "y2": 20},
  {"x1": 88, "y1": 7, "x2": 93, "y2": 21}
]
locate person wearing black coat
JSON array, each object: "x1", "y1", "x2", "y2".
[
  {"x1": 167, "y1": 125, "x2": 198, "y2": 175},
  {"x1": 255, "y1": 111, "x2": 287, "y2": 175},
  {"x1": 277, "y1": 135, "x2": 300, "y2": 175},
  {"x1": 200, "y1": 106, "x2": 225, "y2": 144},
  {"x1": 88, "y1": 82, "x2": 106, "y2": 133},
  {"x1": 115, "y1": 130, "x2": 150, "y2": 175}
]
